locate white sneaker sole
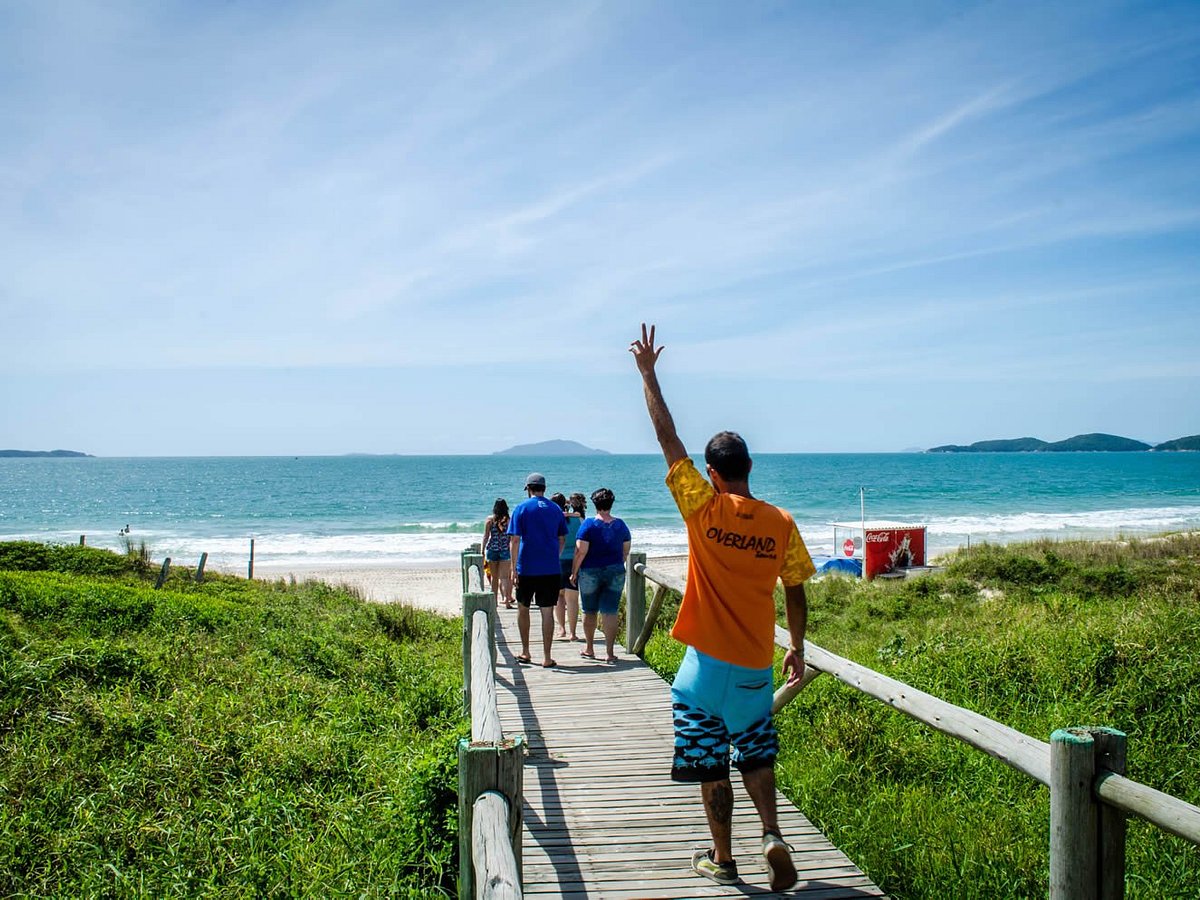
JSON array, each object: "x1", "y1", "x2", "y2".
[{"x1": 764, "y1": 841, "x2": 797, "y2": 892}]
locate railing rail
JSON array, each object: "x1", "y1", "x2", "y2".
[
  {"x1": 632, "y1": 558, "x2": 1200, "y2": 899},
  {"x1": 458, "y1": 576, "x2": 524, "y2": 900}
]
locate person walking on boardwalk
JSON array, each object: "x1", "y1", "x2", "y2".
[
  {"x1": 508, "y1": 473, "x2": 568, "y2": 668},
  {"x1": 550, "y1": 492, "x2": 586, "y2": 640},
  {"x1": 569, "y1": 488, "x2": 631, "y2": 664},
  {"x1": 630, "y1": 323, "x2": 815, "y2": 891},
  {"x1": 482, "y1": 498, "x2": 514, "y2": 610}
]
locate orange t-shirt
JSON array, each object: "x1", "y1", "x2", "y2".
[{"x1": 666, "y1": 458, "x2": 815, "y2": 669}]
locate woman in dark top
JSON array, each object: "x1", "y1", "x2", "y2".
[
  {"x1": 570, "y1": 487, "x2": 631, "y2": 663},
  {"x1": 482, "y1": 498, "x2": 514, "y2": 609}
]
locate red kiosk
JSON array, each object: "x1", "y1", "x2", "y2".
[{"x1": 830, "y1": 520, "x2": 928, "y2": 580}]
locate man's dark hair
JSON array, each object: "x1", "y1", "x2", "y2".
[
  {"x1": 704, "y1": 431, "x2": 751, "y2": 481},
  {"x1": 590, "y1": 487, "x2": 615, "y2": 512}
]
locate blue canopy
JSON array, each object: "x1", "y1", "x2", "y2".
[{"x1": 819, "y1": 557, "x2": 863, "y2": 577}]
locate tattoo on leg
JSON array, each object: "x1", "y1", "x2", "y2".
[{"x1": 706, "y1": 780, "x2": 733, "y2": 825}]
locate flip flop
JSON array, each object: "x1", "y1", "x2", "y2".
[
  {"x1": 605, "y1": 656, "x2": 618, "y2": 664},
  {"x1": 543, "y1": 660, "x2": 557, "y2": 668},
  {"x1": 580, "y1": 649, "x2": 596, "y2": 660},
  {"x1": 515, "y1": 654, "x2": 532, "y2": 665}
]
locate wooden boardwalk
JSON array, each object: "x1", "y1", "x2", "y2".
[{"x1": 492, "y1": 611, "x2": 886, "y2": 899}]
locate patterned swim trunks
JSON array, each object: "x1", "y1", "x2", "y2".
[{"x1": 670, "y1": 646, "x2": 778, "y2": 782}]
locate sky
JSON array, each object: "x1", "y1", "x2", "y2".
[{"x1": 1, "y1": 1, "x2": 1198, "y2": 456}]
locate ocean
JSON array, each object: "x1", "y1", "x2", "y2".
[{"x1": 1, "y1": 453, "x2": 1198, "y2": 571}]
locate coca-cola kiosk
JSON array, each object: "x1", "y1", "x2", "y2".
[{"x1": 830, "y1": 521, "x2": 927, "y2": 580}]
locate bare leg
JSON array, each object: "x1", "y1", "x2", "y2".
[
  {"x1": 565, "y1": 589, "x2": 580, "y2": 639},
  {"x1": 701, "y1": 779, "x2": 735, "y2": 864},
  {"x1": 540, "y1": 605, "x2": 556, "y2": 664},
  {"x1": 499, "y1": 561, "x2": 513, "y2": 607},
  {"x1": 602, "y1": 612, "x2": 619, "y2": 661},
  {"x1": 743, "y1": 765, "x2": 796, "y2": 889},
  {"x1": 517, "y1": 604, "x2": 531, "y2": 658},
  {"x1": 555, "y1": 592, "x2": 567, "y2": 636},
  {"x1": 741, "y1": 765, "x2": 781, "y2": 835},
  {"x1": 582, "y1": 612, "x2": 598, "y2": 656}
]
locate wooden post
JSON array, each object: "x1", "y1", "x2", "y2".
[
  {"x1": 462, "y1": 548, "x2": 485, "y2": 594},
  {"x1": 195, "y1": 552, "x2": 208, "y2": 583},
  {"x1": 462, "y1": 592, "x2": 495, "y2": 714},
  {"x1": 1051, "y1": 728, "x2": 1099, "y2": 900},
  {"x1": 631, "y1": 582, "x2": 669, "y2": 657},
  {"x1": 771, "y1": 663, "x2": 823, "y2": 714},
  {"x1": 625, "y1": 551, "x2": 647, "y2": 653},
  {"x1": 154, "y1": 558, "x2": 171, "y2": 589},
  {"x1": 458, "y1": 736, "x2": 524, "y2": 900},
  {"x1": 472, "y1": 792, "x2": 521, "y2": 899},
  {"x1": 79, "y1": 534, "x2": 86, "y2": 546},
  {"x1": 248, "y1": 538, "x2": 255, "y2": 580},
  {"x1": 1093, "y1": 728, "x2": 1128, "y2": 900}
]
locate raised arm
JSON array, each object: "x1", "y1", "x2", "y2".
[{"x1": 630, "y1": 323, "x2": 687, "y2": 466}]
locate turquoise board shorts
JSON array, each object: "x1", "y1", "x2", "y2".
[{"x1": 670, "y1": 646, "x2": 778, "y2": 783}]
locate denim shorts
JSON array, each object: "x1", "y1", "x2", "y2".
[
  {"x1": 670, "y1": 646, "x2": 777, "y2": 783},
  {"x1": 577, "y1": 563, "x2": 624, "y2": 615}
]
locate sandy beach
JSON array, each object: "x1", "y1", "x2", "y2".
[{"x1": 243, "y1": 555, "x2": 691, "y2": 617}]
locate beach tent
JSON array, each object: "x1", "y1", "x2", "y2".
[{"x1": 818, "y1": 557, "x2": 863, "y2": 577}]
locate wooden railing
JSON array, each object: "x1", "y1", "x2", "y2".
[
  {"x1": 458, "y1": 575, "x2": 524, "y2": 900},
  {"x1": 627, "y1": 556, "x2": 1200, "y2": 900}
]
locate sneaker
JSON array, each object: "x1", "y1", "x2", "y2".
[
  {"x1": 691, "y1": 848, "x2": 739, "y2": 885},
  {"x1": 762, "y1": 832, "x2": 797, "y2": 891}
]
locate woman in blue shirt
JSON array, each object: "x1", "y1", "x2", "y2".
[{"x1": 569, "y1": 487, "x2": 632, "y2": 663}]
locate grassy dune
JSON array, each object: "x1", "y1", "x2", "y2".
[
  {"x1": 0, "y1": 542, "x2": 465, "y2": 898},
  {"x1": 641, "y1": 535, "x2": 1200, "y2": 899}
]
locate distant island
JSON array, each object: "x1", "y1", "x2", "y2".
[
  {"x1": 927, "y1": 432, "x2": 1199, "y2": 453},
  {"x1": 1154, "y1": 435, "x2": 1200, "y2": 452},
  {"x1": 494, "y1": 439, "x2": 610, "y2": 456},
  {"x1": 0, "y1": 449, "x2": 92, "y2": 458}
]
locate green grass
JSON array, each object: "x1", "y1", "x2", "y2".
[
  {"x1": 0, "y1": 542, "x2": 466, "y2": 898},
  {"x1": 641, "y1": 535, "x2": 1200, "y2": 899}
]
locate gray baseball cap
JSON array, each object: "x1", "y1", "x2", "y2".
[{"x1": 525, "y1": 472, "x2": 546, "y2": 488}]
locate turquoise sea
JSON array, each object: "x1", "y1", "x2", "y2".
[{"x1": 2, "y1": 453, "x2": 1198, "y2": 570}]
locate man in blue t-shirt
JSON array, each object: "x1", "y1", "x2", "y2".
[{"x1": 507, "y1": 472, "x2": 567, "y2": 668}]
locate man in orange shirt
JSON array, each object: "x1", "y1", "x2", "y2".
[{"x1": 631, "y1": 323, "x2": 814, "y2": 891}]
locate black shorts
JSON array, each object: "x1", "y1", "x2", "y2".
[
  {"x1": 516, "y1": 573, "x2": 560, "y2": 608},
  {"x1": 559, "y1": 559, "x2": 575, "y2": 590}
]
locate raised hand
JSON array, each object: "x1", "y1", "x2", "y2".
[{"x1": 629, "y1": 322, "x2": 664, "y2": 376}]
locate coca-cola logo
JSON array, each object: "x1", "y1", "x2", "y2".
[{"x1": 865, "y1": 533, "x2": 891, "y2": 542}]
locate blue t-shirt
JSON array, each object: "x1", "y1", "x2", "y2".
[
  {"x1": 576, "y1": 517, "x2": 632, "y2": 569},
  {"x1": 508, "y1": 495, "x2": 568, "y2": 576},
  {"x1": 560, "y1": 515, "x2": 583, "y2": 560}
]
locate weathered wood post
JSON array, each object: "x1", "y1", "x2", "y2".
[
  {"x1": 195, "y1": 552, "x2": 208, "y2": 584},
  {"x1": 1093, "y1": 728, "x2": 1128, "y2": 900},
  {"x1": 625, "y1": 551, "x2": 647, "y2": 652},
  {"x1": 631, "y1": 582, "x2": 669, "y2": 657},
  {"x1": 462, "y1": 592, "x2": 496, "y2": 713},
  {"x1": 248, "y1": 539, "x2": 255, "y2": 579},
  {"x1": 1051, "y1": 728, "x2": 1099, "y2": 900},
  {"x1": 458, "y1": 736, "x2": 524, "y2": 900},
  {"x1": 154, "y1": 558, "x2": 171, "y2": 589},
  {"x1": 79, "y1": 535, "x2": 86, "y2": 546},
  {"x1": 472, "y1": 791, "x2": 522, "y2": 899}
]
